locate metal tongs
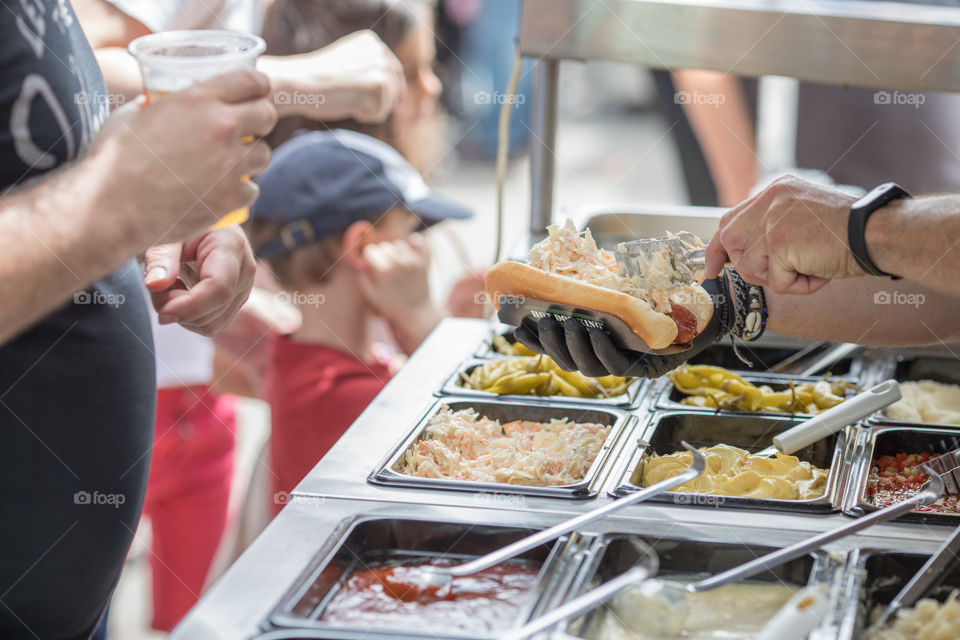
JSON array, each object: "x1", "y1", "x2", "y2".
[
  {"x1": 615, "y1": 231, "x2": 706, "y2": 287},
  {"x1": 909, "y1": 446, "x2": 960, "y2": 493},
  {"x1": 400, "y1": 443, "x2": 706, "y2": 595},
  {"x1": 505, "y1": 464, "x2": 950, "y2": 640}
]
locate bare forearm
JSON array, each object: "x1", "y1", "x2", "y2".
[
  {"x1": 0, "y1": 159, "x2": 151, "y2": 344},
  {"x1": 765, "y1": 277, "x2": 960, "y2": 346},
  {"x1": 865, "y1": 194, "x2": 960, "y2": 297},
  {"x1": 258, "y1": 54, "x2": 364, "y2": 120},
  {"x1": 673, "y1": 70, "x2": 757, "y2": 206}
]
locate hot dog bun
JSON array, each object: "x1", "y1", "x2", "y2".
[{"x1": 486, "y1": 261, "x2": 680, "y2": 349}]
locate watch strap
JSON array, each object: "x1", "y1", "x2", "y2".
[{"x1": 848, "y1": 182, "x2": 909, "y2": 279}]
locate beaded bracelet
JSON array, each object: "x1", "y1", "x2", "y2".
[{"x1": 727, "y1": 268, "x2": 768, "y2": 342}]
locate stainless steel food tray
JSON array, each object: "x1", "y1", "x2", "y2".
[
  {"x1": 368, "y1": 398, "x2": 636, "y2": 499},
  {"x1": 653, "y1": 371, "x2": 861, "y2": 419},
  {"x1": 612, "y1": 410, "x2": 854, "y2": 513},
  {"x1": 867, "y1": 354, "x2": 960, "y2": 428},
  {"x1": 268, "y1": 515, "x2": 583, "y2": 639},
  {"x1": 843, "y1": 424, "x2": 960, "y2": 525},
  {"x1": 563, "y1": 532, "x2": 844, "y2": 639},
  {"x1": 837, "y1": 547, "x2": 960, "y2": 639},
  {"x1": 438, "y1": 357, "x2": 647, "y2": 409}
]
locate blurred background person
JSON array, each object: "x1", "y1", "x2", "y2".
[
  {"x1": 438, "y1": 0, "x2": 533, "y2": 158},
  {"x1": 248, "y1": 129, "x2": 473, "y2": 515},
  {"x1": 262, "y1": 0, "x2": 487, "y2": 352},
  {"x1": 263, "y1": 0, "x2": 443, "y2": 174}
]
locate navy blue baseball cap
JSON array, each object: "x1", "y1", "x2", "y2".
[{"x1": 251, "y1": 129, "x2": 472, "y2": 259}]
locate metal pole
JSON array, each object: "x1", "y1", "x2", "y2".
[{"x1": 529, "y1": 58, "x2": 560, "y2": 236}]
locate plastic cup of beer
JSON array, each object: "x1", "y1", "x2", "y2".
[{"x1": 129, "y1": 30, "x2": 267, "y2": 228}]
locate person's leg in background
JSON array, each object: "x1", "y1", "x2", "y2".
[
  {"x1": 143, "y1": 387, "x2": 236, "y2": 631},
  {"x1": 453, "y1": 0, "x2": 533, "y2": 158}
]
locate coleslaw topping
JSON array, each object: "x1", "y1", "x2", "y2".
[{"x1": 526, "y1": 220, "x2": 691, "y2": 313}]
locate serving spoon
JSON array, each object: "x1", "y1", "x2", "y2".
[{"x1": 381, "y1": 442, "x2": 706, "y2": 601}]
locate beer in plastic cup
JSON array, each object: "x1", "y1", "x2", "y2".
[{"x1": 129, "y1": 31, "x2": 267, "y2": 228}]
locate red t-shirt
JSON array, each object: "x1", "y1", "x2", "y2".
[{"x1": 266, "y1": 334, "x2": 391, "y2": 510}]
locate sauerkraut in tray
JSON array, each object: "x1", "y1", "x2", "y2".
[
  {"x1": 394, "y1": 405, "x2": 611, "y2": 486},
  {"x1": 883, "y1": 380, "x2": 960, "y2": 425},
  {"x1": 866, "y1": 590, "x2": 960, "y2": 640}
]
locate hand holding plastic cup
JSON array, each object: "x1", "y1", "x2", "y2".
[{"x1": 129, "y1": 30, "x2": 267, "y2": 228}]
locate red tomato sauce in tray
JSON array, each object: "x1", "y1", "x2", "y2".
[
  {"x1": 320, "y1": 558, "x2": 541, "y2": 634},
  {"x1": 867, "y1": 452, "x2": 960, "y2": 514}
]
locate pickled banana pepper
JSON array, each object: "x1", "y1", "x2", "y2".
[
  {"x1": 668, "y1": 365, "x2": 857, "y2": 414},
  {"x1": 459, "y1": 355, "x2": 631, "y2": 399}
]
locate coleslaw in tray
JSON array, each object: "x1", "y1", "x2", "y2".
[{"x1": 394, "y1": 406, "x2": 611, "y2": 486}]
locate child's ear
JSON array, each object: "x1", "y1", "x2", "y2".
[{"x1": 341, "y1": 220, "x2": 375, "y2": 270}]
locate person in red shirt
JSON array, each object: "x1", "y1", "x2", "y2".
[{"x1": 249, "y1": 129, "x2": 473, "y2": 512}]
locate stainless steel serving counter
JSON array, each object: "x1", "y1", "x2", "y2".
[{"x1": 172, "y1": 319, "x2": 960, "y2": 640}]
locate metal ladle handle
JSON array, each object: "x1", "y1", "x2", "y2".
[
  {"x1": 773, "y1": 379, "x2": 900, "y2": 455},
  {"x1": 690, "y1": 470, "x2": 945, "y2": 592},
  {"x1": 445, "y1": 442, "x2": 706, "y2": 578},
  {"x1": 500, "y1": 564, "x2": 652, "y2": 640}
]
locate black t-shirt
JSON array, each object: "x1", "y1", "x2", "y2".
[{"x1": 0, "y1": 3, "x2": 155, "y2": 638}]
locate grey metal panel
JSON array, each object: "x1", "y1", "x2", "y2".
[{"x1": 519, "y1": 0, "x2": 960, "y2": 92}]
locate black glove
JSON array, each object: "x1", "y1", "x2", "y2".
[{"x1": 511, "y1": 275, "x2": 734, "y2": 378}]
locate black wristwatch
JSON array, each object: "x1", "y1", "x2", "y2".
[{"x1": 848, "y1": 182, "x2": 910, "y2": 279}]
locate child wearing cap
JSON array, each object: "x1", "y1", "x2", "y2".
[{"x1": 249, "y1": 129, "x2": 472, "y2": 511}]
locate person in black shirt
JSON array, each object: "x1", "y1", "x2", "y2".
[{"x1": 0, "y1": 2, "x2": 276, "y2": 638}]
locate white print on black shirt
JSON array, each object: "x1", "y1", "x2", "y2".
[
  {"x1": 12, "y1": 73, "x2": 75, "y2": 169},
  {"x1": 52, "y1": 0, "x2": 73, "y2": 33},
  {"x1": 14, "y1": 0, "x2": 46, "y2": 58},
  {"x1": 8, "y1": 0, "x2": 103, "y2": 170}
]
